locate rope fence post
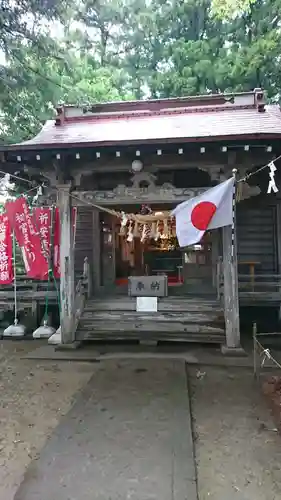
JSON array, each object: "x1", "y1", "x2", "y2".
[
  {"x1": 253, "y1": 324, "x2": 281, "y2": 379},
  {"x1": 253, "y1": 322, "x2": 258, "y2": 380}
]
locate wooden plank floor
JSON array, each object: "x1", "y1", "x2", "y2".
[{"x1": 77, "y1": 295, "x2": 225, "y2": 344}]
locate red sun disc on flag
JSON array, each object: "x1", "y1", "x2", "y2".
[{"x1": 191, "y1": 201, "x2": 217, "y2": 231}]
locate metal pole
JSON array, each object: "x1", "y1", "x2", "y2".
[
  {"x1": 12, "y1": 231, "x2": 18, "y2": 326},
  {"x1": 43, "y1": 206, "x2": 54, "y2": 324},
  {"x1": 231, "y1": 168, "x2": 238, "y2": 260},
  {"x1": 73, "y1": 207, "x2": 78, "y2": 250}
]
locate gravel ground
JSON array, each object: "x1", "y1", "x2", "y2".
[
  {"x1": 2, "y1": 341, "x2": 281, "y2": 500},
  {"x1": 189, "y1": 365, "x2": 281, "y2": 500},
  {"x1": 0, "y1": 340, "x2": 94, "y2": 500}
]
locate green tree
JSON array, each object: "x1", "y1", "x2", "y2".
[
  {"x1": 2, "y1": 0, "x2": 281, "y2": 146},
  {"x1": 0, "y1": 0, "x2": 71, "y2": 51},
  {"x1": 0, "y1": 38, "x2": 134, "y2": 143},
  {"x1": 0, "y1": 0, "x2": 73, "y2": 142},
  {"x1": 147, "y1": 0, "x2": 227, "y2": 97},
  {"x1": 211, "y1": 0, "x2": 255, "y2": 18},
  {"x1": 224, "y1": 0, "x2": 281, "y2": 97}
]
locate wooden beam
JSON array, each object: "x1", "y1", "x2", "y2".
[
  {"x1": 57, "y1": 183, "x2": 75, "y2": 344},
  {"x1": 68, "y1": 151, "x2": 271, "y2": 174},
  {"x1": 222, "y1": 225, "x2": 240, "y2": 348}
]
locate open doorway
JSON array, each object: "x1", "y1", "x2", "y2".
[
  {"x1": 99, "y1": 211, "x2": 215, "y2": 294},
  {"x1": 115, "y1": 227, "x2": 183, "y2": 286}
]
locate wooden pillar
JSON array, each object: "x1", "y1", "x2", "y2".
[
  {"x1": 222, "y1": 225, "x2": 241, "y2": 349},
  {"x1": 58, "y1": 184, "x2": 75, "y2": 344},
  {"x1": 275, "y1": 203, "x2": 281, "y2": 320},
  {"x1": 211, "y1": 230, "x2": 219, "y2": 287},
  {"x1": 276, "y1": 203, "x2": 281, "y2": 274},
  {"x1": 92, "y1": 209, "x2": 101, "y2": 292}
]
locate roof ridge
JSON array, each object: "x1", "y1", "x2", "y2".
[
  {"x1": 59, "y1": 90, "x2": 258, "y2": 110},
  {"x1": 54, "y1": 89, "x2": 266, "y2": 125},
  {"x1": 62, "y1": 104, "x2": 257, "y2": 125},
  {"x1": 266, "y1": 104, "x2": 281, "y2": 120},
  {"x1": 3, "y1": 90, "x2": 280, "y2": 152}
]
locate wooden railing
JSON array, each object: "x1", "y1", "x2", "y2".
[
  {"x1": 72, "y1": 256, "x2": 91, "y2": 339},
  {"x1": 0, "y1": 276, "x2": 58, "y2": 309},
  {"x1": 216, "y1": 257, "x2": 223, "y2": 300},
  {"x1": 216, "y1": 260, "x2": 281, "y2": 303},
  {"x1": 238, "y1": 274, "x2": 281, "y2": 302}
]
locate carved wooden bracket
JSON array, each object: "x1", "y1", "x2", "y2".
[
  {"x1": 237, "y1": 182, "x2": 261, "y2": 201},
  {"x1": 130, "y1": 171, "x2": 157, "y2": 190},
  {"x1": 37, "y1": 187, "x2": 57, "y2": 206},
  {"x1": 72, "y1": 166, "x2": 95, "y2": 187},
  {"x1": 71, "y1": 186, "x2": 209, "y2": 206}
]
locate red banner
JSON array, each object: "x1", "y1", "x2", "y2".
[
  {"x1": 0, "y1": 214, "x2": 13, "y2": 284},
  {"x1": 53, "y1": 207, "x2": 77, "y2": 278},
  {"x1": 53, "y1": 208, "x2": 60, "y2": 278},
  {"x1": 6, "y1": 198, "x2": 48, "y2": 279},
  {"x1": 33, "y1": 207, "x2": 51, "y2": 259}
]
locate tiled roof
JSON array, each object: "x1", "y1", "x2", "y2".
[{"x1": 4, "y1": 90, "x2": 281, "y2": 150}]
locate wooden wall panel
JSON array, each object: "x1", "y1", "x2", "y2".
[
  {"x1": 74, "y1": 207, "x2": 94, "y2": 278},
  {"x1": 236, "y1": 204, "x2": 277, "y2": 273}
]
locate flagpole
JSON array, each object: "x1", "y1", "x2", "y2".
[
  {"x1": 12, "y1": 231, "x2": 17, "y2": 326},
  {"x1": 220, "y1": 167, "x2": 242, "y2": 352},
  {"x1": 231, "y1": 168, "x2": 238, "y2": 259},
  {"x1": 3, "y1": 231, "x2": 26, "y2": 337},
  {"x1": 32, "y1": 206, "x2": 56, "y2": 338}
]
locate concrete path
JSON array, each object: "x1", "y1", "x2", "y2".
[
  {"x1": 14, "y1": 359, "x2": 197, "y2": 500},
  {"x1": 24, "y1": 342, "x2": 253, "y2": 367}
]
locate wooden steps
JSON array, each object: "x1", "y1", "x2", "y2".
[
  {"x1": 84, "y1": 296, "x2": 221, "y2": 312},
  {"x1": 77, "y1": 296, "x2": 225, "y2": 344},
  {"x1": 82, "y1": 310, "x2": 222, "y2": 323}
]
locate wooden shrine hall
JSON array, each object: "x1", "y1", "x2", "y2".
[{"x1": 1, "y1": 88, "x2": 281, "y2": 351}]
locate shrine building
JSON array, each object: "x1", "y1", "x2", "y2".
[{"x1": 1, "y1": 88, "x2": 281, "y2": 351}]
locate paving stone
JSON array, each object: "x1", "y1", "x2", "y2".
[{"x1": 14, "y1": 359, "x2": 196, "y2": 500}]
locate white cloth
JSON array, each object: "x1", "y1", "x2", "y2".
[{"x1": 172, "y1": 177, "x2": 235, "y2": 247}]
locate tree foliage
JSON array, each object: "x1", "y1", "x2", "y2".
[
  {"x1": 0, "y1": 42, "x2": 133, "y2": 142},
  {"x1": 0, "y1": 0, "x2": 71, "y2": 53},
  {"x1": 211, "y1": 0, "x2": 255, "y2": 18},
  {"x1": 1, "y1": 0, "x2": 281, "y2": 143}
]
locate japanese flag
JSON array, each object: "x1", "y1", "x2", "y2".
[{"x1": 172, "y1": 177, "x2": 235, "y2": 247}]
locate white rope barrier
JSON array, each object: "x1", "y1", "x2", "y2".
[{"x1": 253, "y1": 322, "x2": 281, "y2": 379}]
